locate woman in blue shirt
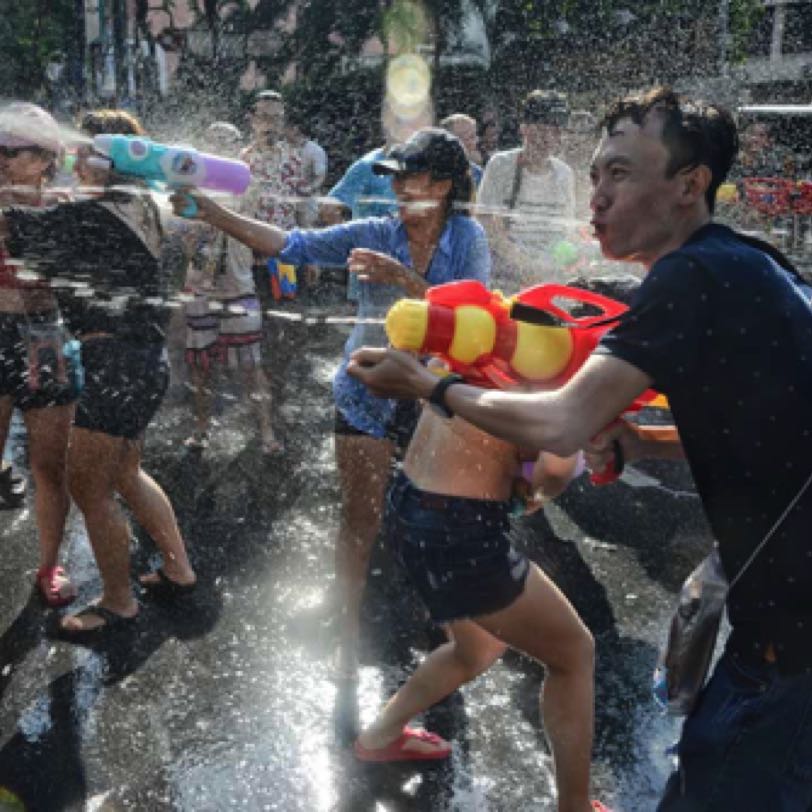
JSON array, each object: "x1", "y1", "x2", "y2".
[{"x1": 171, "y1": 128, "x2": 491, "y2": 677}]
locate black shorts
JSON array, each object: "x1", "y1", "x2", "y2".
[
  {"x1": 0, "y1": 311, "x2": 79, "y2": 411},
  {"x1": 74, "y1": 338, "x2": 169, "y2": 440},
  {"x1": 385, "y1": 471, "x2": 530, "y2": 624}
]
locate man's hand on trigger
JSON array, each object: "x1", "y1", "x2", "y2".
[
  {"x1": 347, "y1": 347, "x2": 436, "y2": 399},
  {"x1": 584, "y1": 419, "x2": 639, "y2": 478}
]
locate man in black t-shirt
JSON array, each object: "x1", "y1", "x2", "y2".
[{"x1": 348, "y1": 87, "x2": 812, "y2": 810}]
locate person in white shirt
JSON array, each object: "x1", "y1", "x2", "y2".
[
  {"x1": 181, "y1": 120, "x2": 282, "y2": 455},
  {"x1": 477, "y1": 91, "x2": 576, "y2": 291},
  {"x1": 284, "y1": 111, "x2": 327, "y2": 228}
]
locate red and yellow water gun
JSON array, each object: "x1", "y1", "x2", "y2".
[
  {"x1": 385, "y1": 279, "x2": 666, "y2": 484},
  {"x1": 386, "y1": 279, "x2": 635, "y2": 388}
]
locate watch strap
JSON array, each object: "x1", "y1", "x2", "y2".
[{"x1": 428, "y1": 373, "x2": 464, "y2": 418}]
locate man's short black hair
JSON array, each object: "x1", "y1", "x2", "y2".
[
  {"x1": 520, "y1": 90, "x2": 569, "y2": 127},
  {"x1": 601, "y1": 86, "x2": 738, "y2": 214}
]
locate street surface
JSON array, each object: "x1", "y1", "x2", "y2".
[{"x1": 0, "y1": 278, "x2": 714, "y2": 811}]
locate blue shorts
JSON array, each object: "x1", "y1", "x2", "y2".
[
  {"x1": 658, "y1": 652, "x2": 812, "y2": 811},
  {"x1": 334, "y1": 400, "x2": 421, "y2": 449},
  {"x1": 385, "y1": 471, "x2": 529, "y2": 624}
]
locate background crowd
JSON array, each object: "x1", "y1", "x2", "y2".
[{"x1": 1, "y1": 82, "x2": 811, "y2": 812}]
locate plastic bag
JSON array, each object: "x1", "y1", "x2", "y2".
[
  {"x1": 653, "y1": 547, "x2": 728, "y2": 716},
  {"x1": 20, "y1": 321, "x2": 68, "y2": 392}
]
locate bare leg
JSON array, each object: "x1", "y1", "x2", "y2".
[
  {"x1": 0, "y1": 395, "x2": 14, "y2": 466},
  {"x1": 188, "y1": 361, "x2": 212, "y2": 439},
  {"x1": 358, "y1": 620, "x2": 507, "y2": 754},
  {"x1": 334, "y1": 432, "x2": 394, "y2": 675},
  {"x1": 62, "y1": 427, "x2": 138, "y2": 630},
  {"x1": 475, "y1": 565, "x2": 595, "y2": 812},
  {"x1": 24, "y1": 403, "x2": 75, "y2": 599},
  {"x1": 242, "y1": 364, "x2": 280, "y2": 453},
  {"x1": 114, "y1": 438, "x2": 195, "y2": 587},
  {"x1": 0, "y1": 396, "x2": 25, "y2": 501},
  {"x1": 358, "y1": 564, "x2": 595, "y2": 812}
]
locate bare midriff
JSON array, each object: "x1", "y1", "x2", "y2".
[{"x1": 403, "y1": 407, "x2": 518, "y2": 502}]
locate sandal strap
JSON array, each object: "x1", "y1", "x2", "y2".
[
  {"x1": 417, "y1": 731, "x2": 443, "y2": 745},
  {"x1": 73, "y1": 605, "x2": 135, "y2": 626},
  {"x1": 402, "y1": 727, "x2": 445, "y2": 745}
]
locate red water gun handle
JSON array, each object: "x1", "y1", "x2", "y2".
[
  {"x1": 588, "y1": 420, "x2": 626, "y2": 486},
  {"x1": 589, "y1": 440, "x2": 625, "y2": 485}
]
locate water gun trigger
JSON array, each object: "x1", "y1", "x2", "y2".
[
  {"x1": 589, "y1": 438, "x2": 625, "y2": 486},
  {"x1": 144, "y1": 178, "x2": 198, "y2": 218},
  {"x1": 480, "y1": 366, "x2": 515, "y2": 390},
  {"x1": 177, "y1": 191, "x2": 198, "y2": 219}
]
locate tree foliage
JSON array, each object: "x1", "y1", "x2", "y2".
[
  {"x1": 0, "y1": 0, "x2": 774, "y2": 151},
  {"x1": 0, "y1": 0, "x2": 79, "y2": 103}
]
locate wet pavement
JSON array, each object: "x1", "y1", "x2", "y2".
[{"x1": 0, "y1": 277, "x2": 715, "y2": 812}]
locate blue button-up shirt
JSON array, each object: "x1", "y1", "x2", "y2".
[{"x1": 280, "y1": 214, "x2": 491, "y2": 437}]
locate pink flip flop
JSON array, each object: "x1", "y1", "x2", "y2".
[
  {"x1": 36, "y1": 565, "x2": 77, "y2": 608},
  {"x1": 353, "y1": 727, "x2": 451, "y2": 763}
]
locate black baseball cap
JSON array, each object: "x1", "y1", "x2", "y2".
[
  {"x1": 372, "y1": 128, "x2": 469, "y2": 179},
  {"x1": 520, "y1": 90, "x2": 570, "y2": 126}
]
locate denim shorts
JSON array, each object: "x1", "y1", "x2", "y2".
[
  {"x1": 334, "y1": 399, "x2": 421, "y2": 449},
  {"x1": 385, "y1": 471, "x2": 529, "y2": 624},
  {"x1": 658, "y1": 651, "x2": 812, "y2": 811},
  {"x1": 74, "y1": 338, "x2": 169, "y2": 440}
]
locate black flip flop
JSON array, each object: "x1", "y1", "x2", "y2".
[
  {"x1": 139, "y1": 568, "x2": 197, "y2": 599},
  {"x1": 54, "y1": 605, "x2": 138, "y2": 644}
]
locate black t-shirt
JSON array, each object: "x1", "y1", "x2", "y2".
[
  {"x1": 4, "y1": 193, "x2": 169, "y2": 345},
  {"x1": 597, "y1": 223, "x2": 812, "y2": 673}
]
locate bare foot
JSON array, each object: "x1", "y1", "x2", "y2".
[{"x1": 139, "y1": 566, "x2": 196, "y2": 589}]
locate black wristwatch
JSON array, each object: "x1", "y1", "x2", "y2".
[{"x1": 428, "y1": 373, "x2": 465, "y2": 419}]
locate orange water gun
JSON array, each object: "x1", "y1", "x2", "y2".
[{"x1": 385, "y1": 279, "x2": 665, "y2": 484}]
